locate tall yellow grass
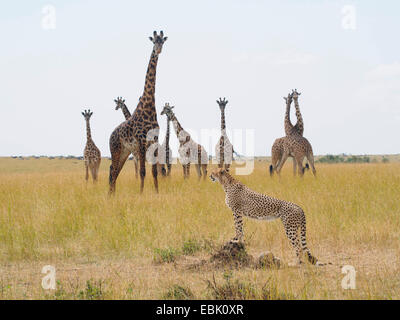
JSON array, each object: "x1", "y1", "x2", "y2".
[{"x1": 0, "y1": 158, "x2": 399, "y2": 299}]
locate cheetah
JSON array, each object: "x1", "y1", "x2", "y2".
[{"x1": 210, "y1": 168, "x2": 323, "y2": 265}]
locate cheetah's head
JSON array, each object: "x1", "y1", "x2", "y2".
[{"x1": 210, "y1": 168, "x2": 228, "y2": 184}]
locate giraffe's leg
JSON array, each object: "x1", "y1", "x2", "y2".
[
  {"x1": 90, "y1": 164, "x2": 97, "y2": 183},
  {"x1": 167, "y1": 162, "x2": 171, "y2": 177},
  {"x1": 306, "y1": 152, "x2": 317, "y2": 177},
  {"x1": 85, "y1": 163, "x2": 89, "y2": 181},
  {"x1": 292, "y1": 157, "x2": 297, "y2": 176},
  {"x1": 276, "y1": 150, "x2": 289, "y2": 176},
  {"x1": 270, "y1": 146, "x2": 282, "y2": 177},
  {"x1": 139, "y1": 144, "x2": 146, "y2": 194},
  {"x1": 186, "y1": 163, "x2": 190, "y2": 178},
  {"x1": 109, "y1": 147, "x2": 130, "y2": 194},
  {"x1": 159, "y1": 163, "x2": 167, "y2": 177},
  {"x1": 296, "y1": 156, "x2": 305, "y2": 177},
  {"x1": 195, "y1": 163, "x2": 201, "y2": 180},
  {"x1": 202, "y1": 164, "x2": 208, "y2": 180},
  {"x1": 152, "y1": 163, "x2": 159, "y2": 193},
  {"x1": 182, "y1": 165, "x2": 186, "y2": 178},
  {"x1": 134, "y1": 156, "x2": 138, "y2": 179},
  {"x1": 224, "y1": 163, "x2": 231, "y2": 172},
  {"x1": 231, "y1": 211, "x2": 244, "y2": 243}
]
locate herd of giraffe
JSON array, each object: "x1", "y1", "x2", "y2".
[{"x1": 82, "y1": 31, "x2": 316, "y2": 194}]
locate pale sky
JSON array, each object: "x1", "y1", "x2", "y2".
[{"x1": 0, "y1": 0, "x2": 399, "y2": 157}]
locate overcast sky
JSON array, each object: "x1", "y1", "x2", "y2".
[{"x1": 0, "y1": 0, "x2": 399, "y2": 157}]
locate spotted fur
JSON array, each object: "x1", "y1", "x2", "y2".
[
  {"x1": 210, "y1": 168, "x2": 322, "y2": 265},
  {"x1": 82, "y1": 109, "x2": 101, "y2": 182},
  {"x1": 109, "y1": 31, "x2": 167, "y2": 194},
  {"x1": 270, "y1": 90, "x2": 316, "y2": 177},
  {"x1": 114, "y1": 97, "x2": 140, "y2": 179},
  {"x1": 215, "y1": 97, "x2": 234, "y2": 171},
  {"x1": 161, "y1": 104, "x2": 208, "y2": 180}
]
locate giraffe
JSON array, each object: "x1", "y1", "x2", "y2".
[
  {"x1": 270, "y1": 90, "x2": 316, "y2": 177},
  {"x1": 160, "y1": 103, "x2": 173, "y2": 176},
  {"x1": 161, "y1": 104, "x2": 208, "y2": 180},
  {"x1": 215, "y1": 97, "x2": 234, "y2": 171},
  {"x1": 114, "y1": 97, "x2": 139, "y2": 179},
  {"x1": 82, "y1": 109, "x2": 101, "y2": 182},
  {"x1": 109, "y1": 31, "x2": 167, "y2": 194}
]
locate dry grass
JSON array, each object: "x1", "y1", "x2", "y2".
[{"x1": 0, "y1": 158, "x2": 399, "y2": 299}]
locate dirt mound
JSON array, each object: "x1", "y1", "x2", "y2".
[
  {"x1": 256, "y1": 251, "x2": 281, "y2": 269},
  {"x1": 210, "y1": 241, "x2": 254, "y2": 268},
  {"x1": 184, "y1": 241, "x2": 281, "y2": 270}
]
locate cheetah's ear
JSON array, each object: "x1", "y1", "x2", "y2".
[{"x1": 220, "y1": 169, "x2": 226, "y2": 175}]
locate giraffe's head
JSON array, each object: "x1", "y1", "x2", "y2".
[
  {"x1": 149, "y1": 31, "x2": 167, "y2": 55},
  {"x1": 216, "y1": 97, "x2": 228, "y2": 111},
  {"x1": 160, "y1": 103, "x2": 174, "y2": 120},
  {"x1": 81, "y1": 109, "x2": 93, "y2": 121},
  {"x1": 114, "y1": 97, "x2": 126, "y2": 111},
  {"x1": 291, "y1": 89, "x2": 301, "y2": 101},
  {"x1": 283, "y1": 92, "x2": 293, "y2": 104}
]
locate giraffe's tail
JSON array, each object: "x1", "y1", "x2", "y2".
[
  {"x1": 109, "y1": 165, "x2": 113, "y2": 185},
  {"x1": 269, "y1": 165, "x2": 274, "y2": 176},
  {"x1": 299, "y1": 217, "x2": 323, "y2": 265}
]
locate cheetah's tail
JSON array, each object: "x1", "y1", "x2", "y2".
[{"x1": 300, "y1": 221, "x2": 323, "y2": 266}]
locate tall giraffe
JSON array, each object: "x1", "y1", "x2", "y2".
[
  {"x1": 270, "y1": 92, "x2": 297, "y2": 176},
  {"x1": 82, "y1": 109, "x2": 101, "y2": 182},
  {"x1": 109, "y1": 31, "x2": 167, "y2": 194},
  {"x1": 161, "y1": 104, "x2": 208, "y2": 180},
  {"x1": 215, "y1": 97, "x2": 234, "y2": 171},
  {"x1": 292, "y1": 89, "x2": 304, "y2": 136},
  {"x1": 160, "y1": 103, "x2": 173, "y2": 176},
  {"x1": 270, "y1": 90, "x2": 316, "y2": 177},
  {"x1": 114, "y1": 97, "x2": 139, "y2": 179}
]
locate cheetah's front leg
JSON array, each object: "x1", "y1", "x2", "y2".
[{"x1": 231, "y1": 211, "x2": 244, "y2": 243}]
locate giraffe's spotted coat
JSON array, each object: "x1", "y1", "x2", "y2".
[
  {"x1": 270, "y1": 90, "x2": 316, "y2": 177},
  {"x1": 82, "y1": 110, "x2": 101, "y2": 182}
]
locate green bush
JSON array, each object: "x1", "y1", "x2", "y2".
[
  {"x1": 153, "y1": 247, "x2": 179, "y2": 263},
  {"x1": 163, "y1": 284, "x2": 194, "y2": 300},
  {"x1": 182, "y1": 239, "x2": 201, "y2": 255}
]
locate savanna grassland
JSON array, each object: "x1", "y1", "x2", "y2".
[{"x1": 0, "y1": 157, "x2": 399, "y2": 300}]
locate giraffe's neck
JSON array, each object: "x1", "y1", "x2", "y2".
[
  {"x1": 284, "y1": 100, "x2": 294, "y2": 136},
  {"x1": 170, "y1": 114, "x2": 184, "y2": 136},
  {"x1": 165, "y1": 118, "x2": 170, "y2": 146},
  {"x1": 120, "y1": 104, "x2": 131, "y2": 120},
  {"x1": 135, "y1": 50, "x2": 159, "y2": 116},
  {"x1": 170, "y1": 114, "x2": 190, "y2": 145},
  {"x1": 85, "y1": 119, "x2": 92, "y2": 141},
  {"x1": 293, "y1": 99, "x2": 304, "y2": 136},
  {"x1": 165, "y1": 118, "x2": 170, "y2": 163},
  {"x1": 220, "y1": 109, "x2": 226, "y2": 133}
]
